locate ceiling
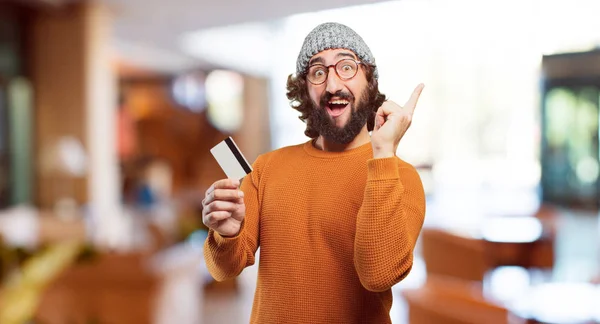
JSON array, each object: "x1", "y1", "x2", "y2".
[{"x1": 99, "y1": 0, "x2": 391, "y2": 74}]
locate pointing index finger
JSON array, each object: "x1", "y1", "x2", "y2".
[{"x1": 404, "y1": 83, "x2": 425, "y2": 113}]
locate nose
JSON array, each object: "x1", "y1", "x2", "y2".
[{"x1": 325, "y1": 66, "x2": 343, "y2": 94}]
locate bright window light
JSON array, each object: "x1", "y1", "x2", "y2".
[{"x1": 206, "y1": 70, "x2": 244, "y2": 133}]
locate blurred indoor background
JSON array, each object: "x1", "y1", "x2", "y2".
[{"x1": 0, "y1": 0, "x2": 599, "y2": 323}]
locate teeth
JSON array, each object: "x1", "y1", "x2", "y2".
[{"x1": 329, "y1": 100, "x2": 349, "y2": 105}]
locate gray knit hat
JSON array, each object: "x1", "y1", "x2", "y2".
[{"x1": 296, "y1": 22, "x2": 378, "y2": 79}]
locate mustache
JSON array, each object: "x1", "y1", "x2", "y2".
[{"x1": 319, "y1": 90, "x2": 354, "y2": 108}]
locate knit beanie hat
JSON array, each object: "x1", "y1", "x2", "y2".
[{"x1": 296, "y1": 22, "x2": 378, "y2": 79}]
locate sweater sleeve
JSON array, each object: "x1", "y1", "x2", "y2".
[
  {"x1": 203, "y1": 155, "x2": 263, "y2": 281},
  {"x1": 354, "y1": 157, "x2": 426, "y2": 292}
]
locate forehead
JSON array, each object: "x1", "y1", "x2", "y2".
[{"x1": 309, "y1": 48, "x2": 358, "y2": 65}]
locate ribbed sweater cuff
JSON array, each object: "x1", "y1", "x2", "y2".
[
  {"x1": 213, "y1": 220, "x2": 246, "y2": 245},
  {"x1": 367, "y1": 157, "x2": 399, "y2": 180}
]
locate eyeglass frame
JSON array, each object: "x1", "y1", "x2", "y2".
[{"x1": 303, "y1": 58, "x2": 372, "y2": 85}]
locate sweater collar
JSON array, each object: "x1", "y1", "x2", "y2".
[{"x1": 303, "y1": 138, "x2": 372, "y2": 158}]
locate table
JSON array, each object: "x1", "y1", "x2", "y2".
[{"x1": 481, "y1": 216, "x2": 554, "y2": 269}]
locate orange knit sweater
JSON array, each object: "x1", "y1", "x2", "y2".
[{"x1": 204, "y1": 140, "x2": 426, "y2": 323}]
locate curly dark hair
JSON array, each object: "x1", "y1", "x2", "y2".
[{"x1": 286, "y1": 64, "x2": 386, "y2": 138}]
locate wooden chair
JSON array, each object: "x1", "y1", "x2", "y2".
[
  {"x1": 420, "y1": 227, "x2": 488, "y2": 282},
  {"x1": 402, "y1": 275, "x2": 509, "y2": 324}
]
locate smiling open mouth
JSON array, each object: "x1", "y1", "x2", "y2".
[{"x1": 326, "y1": 99, "x2": 350, "y2": 117}]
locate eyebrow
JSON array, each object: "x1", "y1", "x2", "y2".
[
  {"x1": 309, "y1": 56, "x2": 324, "y2": 65},
  {"x1": 308, "y1": 51, "x2": 357, "y2": 66}
]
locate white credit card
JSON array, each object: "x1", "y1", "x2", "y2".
[{"x1": 210, "y1": 136, "x2": 253, "y2": 180}]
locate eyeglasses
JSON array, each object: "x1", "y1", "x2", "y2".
[{"x1": 305, "y1": 59, "x2": 367, "y2": 85}]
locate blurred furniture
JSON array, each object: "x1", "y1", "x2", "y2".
[
  {"x1": 35, "y1": 252, "x2": 157, "y2": 324},
  {"x1": 481, "y1": 216, "x2": 555, "y2": 270},
  {"x1": 35, "y1": 243, "x2": 204, "y2": 324},
  {"x1": 421, "y1": 227, "x2": 488, "y2": 282},
  {"x1": 37, "y1": 212, "x2": 87, "y2": 245},
  {"x1": 421, "y1": 214, "x2": 555, "y2": 286},
  {"x1": 403, "y1": 268, "x2": 600, "y2": 324},
  {"x1": 402, "y1": 275, "x2": 509, "y2": 324}
]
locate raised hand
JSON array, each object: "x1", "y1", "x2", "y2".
[
  {"x1": 202, "y1": 178, "x2": 246, "y2": 237},
  {"x1": 371, "y1": 83, "x2": 424, "y2": 158}
]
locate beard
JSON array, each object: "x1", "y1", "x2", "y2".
[{"x1": 308, "y1": 86, "x2": 377, "y2": 145}]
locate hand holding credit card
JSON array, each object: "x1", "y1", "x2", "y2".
[{"x1": 210, "y1": 136, "x2": 253, "y2": 180}]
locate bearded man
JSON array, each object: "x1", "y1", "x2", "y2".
[{"x1": 203, "y1": 22, "x2": 426, "y2": 323}]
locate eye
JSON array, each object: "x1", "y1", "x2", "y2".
[
  {"x1": 310, "y1": 67, "x2": 326, "y2": 79},
  {"x1": 342, "y1": 64, "x2": 353, "y2": 72}
]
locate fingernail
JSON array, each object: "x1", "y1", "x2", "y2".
[
  {"x1": 232, "y1": 179, "x2": 240, "y2": 186},
  {"x1": 239, "y1": 191, "x2": 244, "y2": 198}
]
